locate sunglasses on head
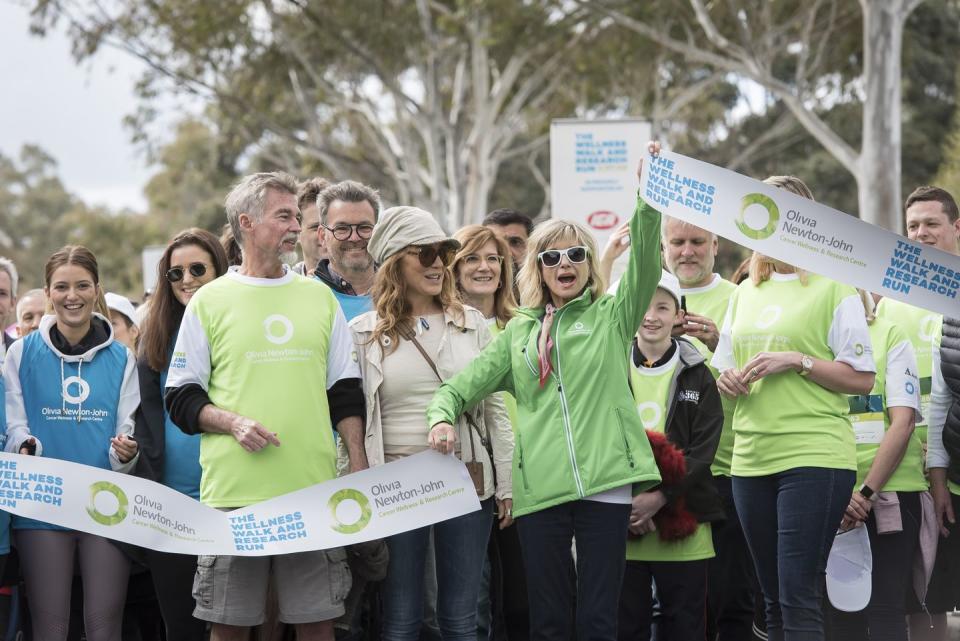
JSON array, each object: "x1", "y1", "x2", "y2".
[
  {"x1": 409, "y1": 243, "x2": 456, "y2": 268},
  {"x1": 166, "y1": 262, "x2": 209, "y2": 283},
  {"x1": 537, "y1": 246, "x2": 588, "y2": 267}
]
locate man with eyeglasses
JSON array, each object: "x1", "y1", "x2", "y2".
[
  {"x1": 483, "y1": 208, "x2": 534, "y2": 273},
  {"x1": 314, "y1": 180, "x2": 381, "y2": 321}
]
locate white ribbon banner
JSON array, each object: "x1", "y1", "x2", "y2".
[
  {"x1": 0, "y1": 450, "x2": 479, "y2": 555},
  {"x1": 640, "y1": 151, "x2": 960, "y2": 316}
]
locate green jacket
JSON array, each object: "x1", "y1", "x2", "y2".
[{"x1": 427, "y1": 198, "x2": 663, "y2": 517}]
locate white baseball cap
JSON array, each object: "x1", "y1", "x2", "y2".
[
  {"x1": 656, "y1": 270, "x2": 682, "y2": 309},
  {"x1": 826, "y1": 525, "x2": 873, "y2": 612},
  {"x1": 105, "y1": 292, "x2": 139, "y2": 329}
]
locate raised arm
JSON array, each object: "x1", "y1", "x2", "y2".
[{"x1": 613, "y1": 143, "x2": 664, "y2": 344}]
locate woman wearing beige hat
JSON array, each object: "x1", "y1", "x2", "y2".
[{"x1": 349, "y1": 206, "x2": 514, "y2": 641}]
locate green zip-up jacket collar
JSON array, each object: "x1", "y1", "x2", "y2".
[{"x1": 427, "y1": 198, "x2": 664, "y2": 517}]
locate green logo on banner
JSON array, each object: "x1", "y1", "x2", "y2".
[
  {"x1": 328, "y1": 489, "x2": 372, "y2": 534},
  {"x1": 737, "y1": 193, "x2": 780, "y2": 240},
  {"x1": 87, "y1": 481, "x2": 129, "y2": 526}
]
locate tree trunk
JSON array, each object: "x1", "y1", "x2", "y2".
[{"x1": 858, "y1": 0, "x2": 915, "y2": 232}]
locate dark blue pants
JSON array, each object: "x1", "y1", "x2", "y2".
[
  {"x1": 733, "y1": 467, "x2": 855, "y2": 641},
  {"x1": 517, "y1": 500, "x2": 630, "y2": 641},
  {"x1": 618, "y1": 558, "x2": 708, "y2": 641}
]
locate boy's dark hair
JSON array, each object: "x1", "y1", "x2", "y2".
[
  {"x1": 483, "y1": 208, "x2": 533, "y2": 235},
  {"x1": 904, "y1": 186, "x2": 959, "y2": 222}
]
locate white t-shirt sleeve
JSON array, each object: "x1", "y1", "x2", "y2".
[
  {"x1": 928, "y1": 335, "x2": 950, "y2": 469},
  {"x1": 828, "y1": 294, "x2": 876, "y2": 372},
  {"x1": 108, "y1": 349, "x2": 141, "y2": 473},
  {"x1": 884, "y1": 339, "x2": 921, "y2": 415},
  {"x1": 710, "y1": 298, "x2": 736, "y2": 372},
  {"x1": 3, "y1": 340, "x2": 42, "y2": 456},
  {"x1": 165, "y1": 305, "x2": 212, "y2": 391},
  {"x1": 326, "y1": 305, "x2": 361, "y2": 389}
]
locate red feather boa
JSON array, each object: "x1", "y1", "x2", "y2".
[{"x1": 642, "y1": 430, "x2": 699, "y2": 542}]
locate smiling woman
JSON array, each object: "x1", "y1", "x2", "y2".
[
  {"x1": 350, "y1": 206, "x2": 514, "y2": 641},
  {"x1": 4, "y1": 245, "x2": 141, "y2": 641}
]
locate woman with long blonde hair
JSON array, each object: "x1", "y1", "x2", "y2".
[
  {"x1": 350, "y1": 206, "x2": 513, "y2": 641},
  {"x1": 427, "y1": 142, "x2": 665, "y2": 641},
  {"x1": 713, "y1": 175, "x2": 876, "y2": 641}
]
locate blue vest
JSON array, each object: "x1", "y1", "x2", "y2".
[
  {"x1": 15, "y1": 332, "x2": 127, "y2": 530},
  {"x1": 160, "y1": 365, "x2": 201, "y2": 499},
  {"x1": 332, "y1": 289, "x2": 373, "y2": 322},
  {"x1": 0, "y1": 376, "x2": 9, "y2": 552}
]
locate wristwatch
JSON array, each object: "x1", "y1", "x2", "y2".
[
  {"x1": 798, "y1": 354, "x2": 814, "y2": 377},
  {"x1": 858, "y1": 483, "x2": 875, "y2": 500}
]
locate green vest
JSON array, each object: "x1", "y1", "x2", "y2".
[
  {"x1": 626, "y1": 352, "x2": 714, "y2": 562},
  {"x1": 850, "y1": 319, "x2": 927, "y2": 491}
]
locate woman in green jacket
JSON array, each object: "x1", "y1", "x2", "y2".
[{"x1": 427, "y1": 142, "x2": 664, "y2": 641}]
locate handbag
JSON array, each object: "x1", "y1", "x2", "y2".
[{"x1": 399, "y1": 324, "x2": 487, "y2": 496}]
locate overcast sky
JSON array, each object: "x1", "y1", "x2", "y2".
[{"x1": 0, "y1": 1, "x2": 158, "y2": 212}]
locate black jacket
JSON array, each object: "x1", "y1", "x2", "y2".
[
  {"x1": 632, "y1": 338, "x2": 725, "y2": 523},
  {"x1": 940, "y1": 316, "x2": 960, "y2": 484},
  {"x1": 314, "y1": 259, "x2": 358, "y2": 296},
  {"x1": 132, "y1": 352, "x2": 166, "y2": 483}
]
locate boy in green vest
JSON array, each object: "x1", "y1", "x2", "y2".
[{"x1": 617, "y1": 270, "x2": 724, "y2": 641}]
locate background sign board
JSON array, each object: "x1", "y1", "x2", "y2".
[{"x1": 550, "y1": 119, "x2": 652, "y2": 255}]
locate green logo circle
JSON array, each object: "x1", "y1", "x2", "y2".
[
  {"x1": 328, "y1": 489, "x2": 372, "y2": 534},
  {"x1": 737, "y1": 193, "x2": 780, "y2": 240},
  {"x1": 855, "y1": 343, "x2": 864, "y2": 356},
  {"x1": 87, "y1": 481, "x2": 128, "y2": 526}
]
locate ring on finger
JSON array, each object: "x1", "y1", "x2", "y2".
[{"x1": 439, "y1": 434, "x2": 448, "y2": 442}]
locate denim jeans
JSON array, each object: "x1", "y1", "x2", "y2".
[
  {"x1": 517, "y1": 500, "x2": 630, "y2": 641},
  {"x1": 733, "y1": 467, "x2": 855, "y2": 641},
  {"x1": 826, "y1": 491, "x2": 921, "y2": 641},
  {"x1": 382, "y1": 498, "x2": 493, "y2": 641}
]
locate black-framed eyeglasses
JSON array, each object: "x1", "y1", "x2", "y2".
[
  {"x1": 408, "y1": 243, "x2": 456, "y2": 268},
  {"x1": 323, "y1": 223, "x2": 375, "y2": 241},
  {"x1": 166, "y1": 263, "x2": 209, "y2": 283},
  {"x1": 537, "y1": 246, "x2": 588, "y2": 267}
]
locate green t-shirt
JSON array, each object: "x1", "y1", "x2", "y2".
[
  {"x1": 714, "y1": 273, "x2": 875, "y2": 477},
  {"x1": 626, "y1": 349, "x2": 714, "y2": 562},
  {"x1": 681, "y1": 274, "x2": 737, "y2": 476},
  {"x1": 875, "y1": 297, "x2": 941, "y2": 444},
  {"x1": 850, "y1": 319, "x2": 926, "y2": 491},
  {"x1": 167, "y1": 269, "x2": 357, "y2": 507}
]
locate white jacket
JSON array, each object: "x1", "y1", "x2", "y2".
[{"x1": 346, "y1": 306, "x2": 513, "y2": 501}]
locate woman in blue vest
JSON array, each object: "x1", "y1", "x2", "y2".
[
  {"x1": 132, "y1": 228, "x2": 227, "y2": 641},
  {"x1": 5, "y1": 245, "x2": 140, "y2": 641}
]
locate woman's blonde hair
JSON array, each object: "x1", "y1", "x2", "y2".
[
  {"x1": 516, "y1": 220, "x2": 605, "y2": 308},
  {"x1": 749, "y1": 175, "x2": 814, "y2": 286},
  {"x1": 451, "y1": 225, "x2": 517, "y2": 328},
  {"x1": 370, "y1": 248, "x2": 464, "y2": 351}
]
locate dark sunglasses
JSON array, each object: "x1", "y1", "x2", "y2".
[
  {"x1": 323, "y1": 223, "x2": 375, "y2": 241},
  {"x1": 166, "y1": 262, "x2": 209, "y2": 283},
  {"x1": 537, "y1": 246, "x2": 588, "y2": 267},
  {"x1": 409, "y1": 243, "x2": 456, "y2": 268}
]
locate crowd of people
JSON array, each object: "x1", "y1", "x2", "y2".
[{"x1": 0, "y1": 139, "x2": 956, "y2": 641}]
